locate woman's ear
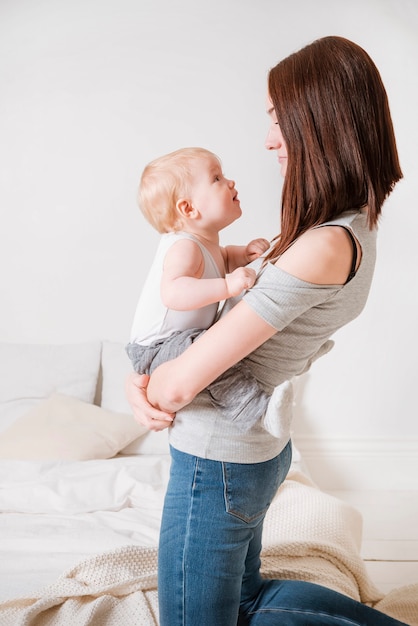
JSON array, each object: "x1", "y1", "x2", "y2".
[{"x1": 176, "y1": 198, "x2": 198, "y2": 220}]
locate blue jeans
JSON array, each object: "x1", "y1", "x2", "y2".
[{"x1": 158, "y1": 443, "x2": 407, "y2": 626}]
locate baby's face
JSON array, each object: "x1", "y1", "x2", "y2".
[{"x1": 186, "y1": 156, "x2": 242, "y2": 231}]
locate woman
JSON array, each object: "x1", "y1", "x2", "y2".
[{"x1": 126, "y1": 36, "x2": 404, "y2": 625}]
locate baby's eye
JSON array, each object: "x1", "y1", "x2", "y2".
[{"x1": 214, "y1": 175, "x2": 221, "y2": 182}]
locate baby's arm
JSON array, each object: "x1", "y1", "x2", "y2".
[
  {"x1": 161, "y1": 238, "x2": 256, "y2": 310},
  {"x1": 224, "y1": 238, "x2": 270, "y2": 272}
]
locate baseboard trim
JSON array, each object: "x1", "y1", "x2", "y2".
[{"x1": 292, "y1": 437, "x2": 418, "y2": 490}]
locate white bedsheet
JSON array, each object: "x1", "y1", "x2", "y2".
[{"x1": 0, "y1": 455, "x2": 171, "y2": 600}]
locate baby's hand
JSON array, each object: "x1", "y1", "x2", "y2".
[
  {"x1": 226, "y1": 267, "x2": 257, "y2": 297},
  {"x1": 246, "y1": 238, "x2": 270, "y2": 262}
]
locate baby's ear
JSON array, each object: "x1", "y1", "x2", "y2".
[{"x1": 176, "y1": 198, "x2": 198, "y2": 220}]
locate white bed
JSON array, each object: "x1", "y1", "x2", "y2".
[
  {"x1": 0, "y1": 341, "x2": 416, "y2": 625},
  {"x1": 0, "y1": 454, "x2": 170, "y2": 599}
]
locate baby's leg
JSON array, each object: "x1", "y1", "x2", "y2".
[
  {"x1": 207, "y1": 362, "x2": 271, "y2": 433},
  {"x1": 125, "y1": 328, "x2": 204, "y2": 375}
]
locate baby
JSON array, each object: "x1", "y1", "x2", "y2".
[{"x1": 126, "y1": 146, "x2": 286, "y2": 434}]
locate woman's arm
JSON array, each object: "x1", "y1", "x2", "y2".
[
  {"x1": 125, "y1": 304, "x2": 275, "y2": 428},
  {"x1": 147, "y1": 299, "x2": 276, "y2": 412}
]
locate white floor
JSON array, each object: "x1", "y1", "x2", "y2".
[{"x1": 326, "y1": 490, "x2": 418, "y2": 593}]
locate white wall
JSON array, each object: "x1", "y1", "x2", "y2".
[{"x1": 1, "y1": 0, "x2": 417, "y2": 464}]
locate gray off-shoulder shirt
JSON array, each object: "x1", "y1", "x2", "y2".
[{"x1": 169, "y1": 210, "x2": 376, "y2": 464}]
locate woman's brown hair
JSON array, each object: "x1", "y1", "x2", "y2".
[{"x1": 266, "y1": 35, "x2": 403, "y2": 260}]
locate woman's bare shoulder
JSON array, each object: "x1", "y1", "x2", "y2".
[{"x1": 274, "y1": 226, "x2": 355, "y2": 285}]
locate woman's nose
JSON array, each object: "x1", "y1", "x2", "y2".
[{"x1": 265, "y1": 128, "x2": 277, "y2": 150}]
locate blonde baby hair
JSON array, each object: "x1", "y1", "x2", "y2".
[{"x1": 138, "y1": 147, "x2": 221, "y2": 233}]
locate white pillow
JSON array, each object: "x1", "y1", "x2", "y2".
[
  {"x1": 0, "y1": 393, "x2": 147, "y2": 461},
  {"x1": 0, "y1": 342, "x2": 102, "y2": 432},
  {"x1": 101, "y1": 341, "x2": 170, "y2": 455},
  {"x1": 100, "y1": 340, "x2": 134, "y2": 415}
]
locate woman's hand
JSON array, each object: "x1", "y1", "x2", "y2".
[{"x1": 125, "y1": 372, "x2": 175, "y2": 431}]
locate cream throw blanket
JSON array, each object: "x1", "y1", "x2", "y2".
[{"x1": 0, "y1": 470, "x2": 416, "y2": 626}]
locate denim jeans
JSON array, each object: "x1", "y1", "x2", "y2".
[{"x1": 158, "y1": 443, "x2": 406, "y2": 626}]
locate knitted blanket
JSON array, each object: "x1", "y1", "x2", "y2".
[{"x1": 0, "y1": 469, "x2": 416, "y2": 626}]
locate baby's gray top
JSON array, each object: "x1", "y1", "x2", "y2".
[{"x1": 169, "y1": 210, "x2": 376, "y2": 463}]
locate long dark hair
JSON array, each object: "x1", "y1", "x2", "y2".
[{"x1": 266, "y1": 35, "x2": 403, "y2": 261}]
